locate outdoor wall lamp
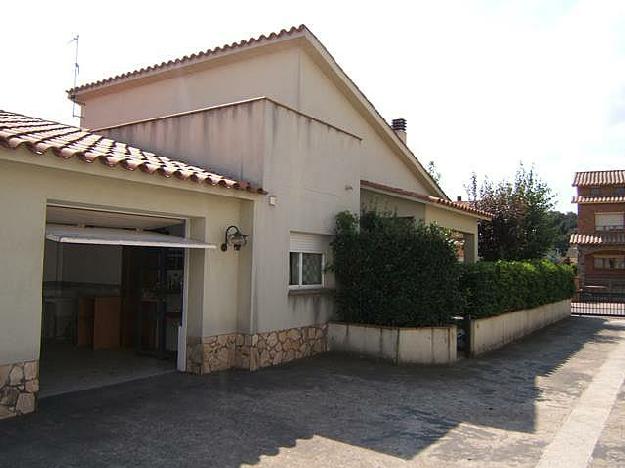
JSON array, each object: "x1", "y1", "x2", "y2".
[{"x1": 220, "y1": 225, "x2": 248, "y2": 252}]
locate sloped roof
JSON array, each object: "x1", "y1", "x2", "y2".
[
  {"x1": 572, "y1": 195, "x2": 625, "y2": 204},
  {"x1": 68, "y1": 25, "x2": 448, "y2": 200},
  {"x1": 573, "y1": 170, "x2": 625, "y2": 187},
  {"x1": 69, "y1": 26, "x2": 307, "y2": 96},
  {"x1": 570, "y1": 233, "x2": 625, "y2": 246},
  {"x1": 361, "y1": 180, "x2": 492, "y2": 219},
  {"x1": 0, "y1": 110, "x2": 264, "y2": 193}
]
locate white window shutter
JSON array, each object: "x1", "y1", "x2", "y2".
[
  {"x1": 596, "y1": 213, "x2": 623, "y2": 227},
  {"x1": 290, "y1": 233, "x2": 327, "y2": 253}
]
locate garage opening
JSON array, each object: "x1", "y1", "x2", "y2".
[{"x1": 40, "y1": 206, "x2": 212, "y2": 397}]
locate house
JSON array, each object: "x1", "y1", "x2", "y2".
[
  {"x1": 570, "y1": 170, "x2": 625, "y2": 292},
  {"x1": 0, "y1": 25, "x2": 490, "y2": 419}
]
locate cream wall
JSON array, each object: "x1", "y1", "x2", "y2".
[
  {"x1": 80, "y1": 46, "x2": 301, "y2": 130},
  {"x1": 252, "y1": 101, "x2": 360, "y2": 332},
  {"x1": 296, "y1": 51, "x2": 431, "y2": 195},
  {"x1": 101, "y1": 101, "x2": 267, "y2": 186},
  {"x1": 96, "y1": 99, "x2": 361, "y2": 333},
  {"x1": 359, "y1": 190, "x2": 480, "y2": 262},
  {"x1": 424, "y1": 204, "x2": 479, "y2": 235},
  {"x1": 424, "y1": 204, "x2": 480, "y2": 262},
  {"x1": 79, "y1": 43, "x2": 433, "y2": 197},
  {"x1": 68, "y1": 38, "x2": 486, "y2": 338},
  {"x1": 360, "y1": 190, "x2": 426, "y2": 221},
  {"x1": 0, "y1": 150, "x2": 254, "y2": 365}
]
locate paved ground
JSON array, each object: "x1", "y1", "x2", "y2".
[
  {"x1": 39, "y1": 343, "x2": 175, "y2": 398},
  {"x1": 1, "y1": 316, "x2": 624, "y2": 467}
]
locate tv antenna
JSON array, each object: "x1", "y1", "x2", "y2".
[{"x1": 69, "y1": 35, "x2": 80, "y2": 119}]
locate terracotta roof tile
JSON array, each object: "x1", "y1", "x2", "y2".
[
  {"x1": 0, "y1": 110, "x2": 265, "y2": 194},
  {"x1": 572, "y1": 195, "x2": 625, "y2": 204},
  {"x1": 573, "y1": 170, "x2": 625, "y2": 187},
  {"x1": 69, "y1": 25, "x2": 307, "y2": 96},
  {"x1": 570, "y1": 233, "x2": 625, "y2": 245},
  {"x1": 360, "y1": 180, "x2": 492, "y2": 219}
]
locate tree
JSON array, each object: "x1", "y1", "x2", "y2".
[
  {"x1": 426, "y1": 160, "x2": 442, "y2": 184},
  {"x1": 467, "y1": 165, "x2": 557, "y2": 261},
  {"x1": 548, "y1": 211, "x2": 577, "y2": 256}
]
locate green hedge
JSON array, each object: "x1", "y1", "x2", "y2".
[
  {"x1": 332, "y1": 211, "x2": 463, "y2": 327},
  {"x1": 332, "y1": 212, "x2": 576, "y2": 326},
  {"x1": 459, "y1": 260, "x2": 576, "y2": 319}
]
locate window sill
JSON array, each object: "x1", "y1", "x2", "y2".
[{"x1": 288, "y1": 287, "x2": 335, "y2": 297}]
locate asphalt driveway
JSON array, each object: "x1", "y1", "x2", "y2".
[{"x1": 1, "y1": 316, "x2": 624, "y2": 467}]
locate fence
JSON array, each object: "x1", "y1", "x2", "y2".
[{"x1": 571, "y1": 291, "x2": 625, "y2": 317}]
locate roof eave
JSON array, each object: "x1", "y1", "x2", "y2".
[
  {"x1": 68, "y1": 26, "x2": 309, "y2": 101},
  {"x1": 360, "y1": 180, "x2": 492, "y2": 220}
]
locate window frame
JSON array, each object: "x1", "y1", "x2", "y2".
[
  {"x1": 593, "y1": 254, "x2": 625, "y2": 270},
  {"x1": 595, "y1": 212, "x2": 624, "y2": 231},
  {"x1": 289, "y1": 251, "x2": 325, "y2": 289}
]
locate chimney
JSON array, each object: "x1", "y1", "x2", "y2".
[
  {"x1": 457, "y1": 196, "x2": 462, "y2": 202},
  {"x1": 391, "y1": 118, "x2": 407, "y2": 143}
]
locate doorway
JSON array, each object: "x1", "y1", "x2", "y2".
[{"x1": 39, "y1": 205, "x2": 209, "y2": 397}]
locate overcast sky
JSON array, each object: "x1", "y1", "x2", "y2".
[{"x1": 3, "y1": 0, "x2": 625, "y2": 212}]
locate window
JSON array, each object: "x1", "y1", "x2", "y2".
[
  {"x1": 289, "y1": 252, "x2": 323, "y2": 286},
  {"x1": 289, "y1": 233, "x2": 326, "y2": 288},
  {"x1": 594, "y1": 255, "x2": 625, "y2": 270},
  {"x1": 590, "y1": 187, "x2": 601, "y2": 197},
  {"x1": 595, "y1": 212, "x2": 624, "y2": 231},
  {"x1": 616, "y1": 187, "x2": 625, "y2": 197}
]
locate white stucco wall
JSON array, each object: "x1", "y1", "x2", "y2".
[
  {"x1": 470, "y1": 300, "x2": 571, "y2": 356},
  {"x1": 67, "y1": 38, "x2": 488, "y2": 340},
  {"x1": 78, "y1": 42, "x2": 434, "y2": 197},
  {"x1": 327, "y1": 322, "x2": 457, "y2": 365},
  {"x1": 424, "y1": 204, "x2": 480, "y2": 235},
  {"x1": 97, "y1": 99, "x2": 361, "y2": 333},
  {"x1": 0, "y1": 150, "x2": 254, "y2": 365},
  {"x1": 80, "y1": 46, "x2": 302, "y2": 130},
  {"x1": 252, "y1": 101, "x2": 360, "y2": 332},
  {"x1": 101, "y1": 101, "x2": 267, "y2": 186},
  {"x1": 296, "y1": 51, "x2": 431, "y2": 195},
  {"x1": 360, "y1": 189, "x2": 426, "y2": 221},
  {"x1": 425, "y1": 204, "x2": 480, "y2": 262}
]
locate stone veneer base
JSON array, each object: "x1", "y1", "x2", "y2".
[
  {"x1": 0, "y1": 360, "x2": 38, "y2": 419},
  {"x1": 186, "y1": 324, "x2": 327, "y2": 375}
]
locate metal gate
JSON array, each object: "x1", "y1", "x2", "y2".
[{"x1": 571, "y1": 291, "x2": 625, "y2": 317}]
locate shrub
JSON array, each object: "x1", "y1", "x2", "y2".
[
  {"x1": 332, "y1": 211, "x2": 463, "y2": 327},
  {"x1": 459, "y1": 260, "x2": 576, "y2": 319}
]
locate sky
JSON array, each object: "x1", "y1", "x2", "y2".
[{"x1": 2, "y1": 0, "x2": 625, "y2": 212}]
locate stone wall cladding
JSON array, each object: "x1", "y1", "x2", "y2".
[
  {"x1": 186, "y1": 324, "x2": 327, "y2": 375},
  {"x1": 246, "y1": 324, "x2": 327, "y2": 371},
  {"x1": 0, "y1": 360, "x2": 38, "y2": 420}
]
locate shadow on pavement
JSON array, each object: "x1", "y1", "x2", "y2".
[{"x1": 0, "y1": 316, "x2": 623, "y2": 467}]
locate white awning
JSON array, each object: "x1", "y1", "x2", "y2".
[{"x1": 45, "y1": 224, "x2": 216, "y2": 249}]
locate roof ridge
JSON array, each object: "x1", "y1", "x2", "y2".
[{"x1": 68, "y1": 25, "x2": 308, "y2": 95}]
